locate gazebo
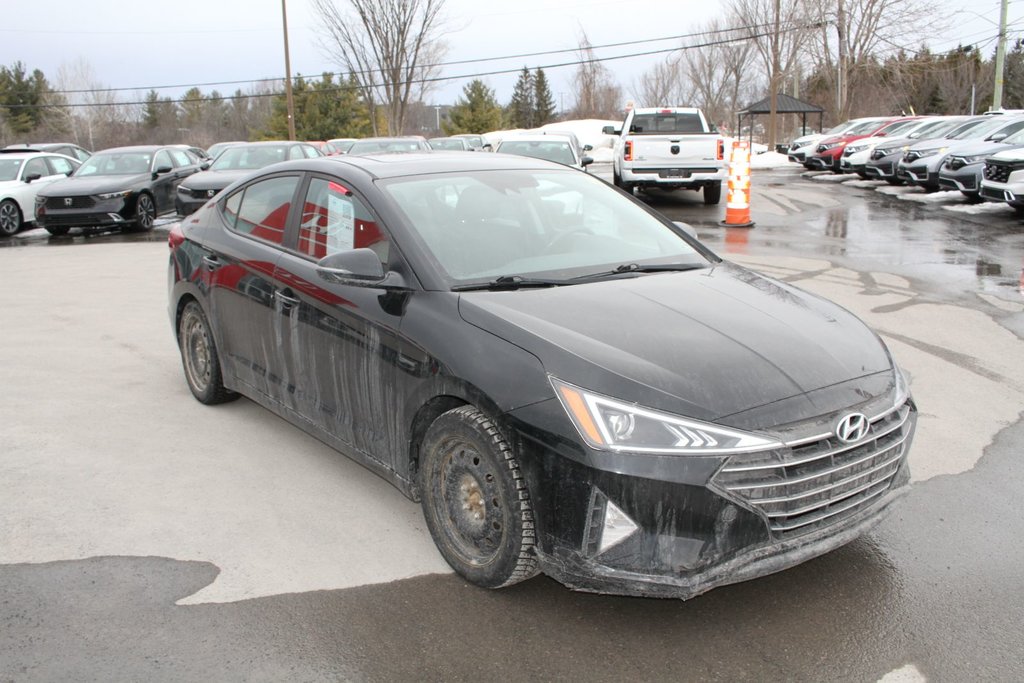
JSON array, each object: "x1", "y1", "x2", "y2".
[{"x1": 736, "y1": 93, "x2": 825, "y2": 150}]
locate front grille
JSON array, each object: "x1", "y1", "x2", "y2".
[
  {"x1": 983, "y1": 162, "x2": 1015, "y2": 183},
  {"x1": 713, "y1": 402, "x2": 913, "y2": 538},
  {"x1": 46, "y1": 196, "x2": 95, "y2": 210},
  {"x1": 980, "y1": 186, "x2": 1009, "y2": 201}
]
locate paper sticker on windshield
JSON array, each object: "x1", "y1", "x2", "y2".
[{"x1": 326, "y1": 194, "x2": 355, "y2": 251}]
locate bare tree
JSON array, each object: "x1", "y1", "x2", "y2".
[
  {"x1": 632, "y1": 59, "x2": 689, "y2": 108},
  {"x1": 313, "y1": 0, "x2": 447, "y2": 135},
  {"x1": 681, "y1": 18, "x2": 758, "y2": 133},
  {"x1": 570, "y1": 32, "x2": 624, "y2": 119}
]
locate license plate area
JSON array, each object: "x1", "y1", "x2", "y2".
[{"x1": 659, "y1": 169, "x2": 691, "y2": 178}]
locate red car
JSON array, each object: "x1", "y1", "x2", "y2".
[{"x1": 805, "y1": 117, "x2": 900, "y2": 172}]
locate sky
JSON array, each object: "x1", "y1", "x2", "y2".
[{"x1": 2, "y1": 0, "x2": 1021, "y2": 112}]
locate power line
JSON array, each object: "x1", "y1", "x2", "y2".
[{"x1": 44, "y1": 22, "x2": 792, "y2": 97}]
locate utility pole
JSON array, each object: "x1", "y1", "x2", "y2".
[
  {"x1": 767, "y1": 0, "x2": 781, "y2": 150},
  {"x1": 836, "y1": 0, "x2": 847, "y2": 119},
  {"x1": 281, "y1": 0, "x2": 297, "y2": 140},
  {"x1": 993, "y1": 0, "x2": 1010, "y2": 110}
]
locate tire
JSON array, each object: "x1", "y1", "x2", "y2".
[
  {"x1": 0, "y1": 199, "x2": 22, "y2": 236},
  {"x1": 132, "y1": 193, "x2": 156, "y2": 231},
  {"x1": 178, "y1": 300, "x2": 238, "y2": 405},
  {"x1": 419, "y1": 405, "x2": 539, "y2": 589},
  {"x1": 44, "y1": 225, "x2": 70, "y2": 237},
  {"x1": 703, "y1": 181, "x2": 722, "y2": 205},
  {"x1": 885, "y1": 178, "x2": 904, "y2": 186}
]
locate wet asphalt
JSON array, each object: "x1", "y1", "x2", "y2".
[{"x1": 2, "y1": 166, "x2": 1024, "y2": 681}]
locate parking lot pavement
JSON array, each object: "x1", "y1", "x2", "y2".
[{"x1": 3, "y1": 174, "x2": 1024, "y2": 680}]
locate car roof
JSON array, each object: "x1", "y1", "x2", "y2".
[
  {"x1": 295, "y1": 151, "x2": 569, "y2": 180},
  {"x1": 497, "y1": 135, "x2": 574, "y2": 144},
  {"x1": 91, "y1": 145, "x2": 173, "y2": 154}
]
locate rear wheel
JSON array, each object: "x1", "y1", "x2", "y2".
[
  {"x1": 178, "y1": 300, "x2": 238, "y2": 405},
  {"x1": 703, "y1": 181, "x2": 722, "y2": 205},
  {"x1": 0, "y1": 199, "x2": 22, "y2": 236},
  {"x1": 419, "y1": 405, "x2": 539, "y2": 589}
]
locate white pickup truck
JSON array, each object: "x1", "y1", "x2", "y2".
[{"x1": 603, "y1": 107, "x2": 727, "y2": 204}]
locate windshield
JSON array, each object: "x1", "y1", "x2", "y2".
[
  {"x1": 78, "y1": 152, "x2": 152, "y2": 176},
  {"x1": 1001, "y1": 128, "x2": 1024, "y2": 145},
  {"x1": 0, "y1": 158, "x2": 23, "y2": 181},
  {"x1": 824, "y1": 121, "x2": 852, "y2": 135},
  {"x1": 429, "y1": 139, "x2": 466, "y2": 151},
  {"x1": 349, "y1": 139, "x2": 424, "y2": 155},
  {"x1": 329, "y1": 140, "x2": 355, "y2": 153},
  {"x1": 379, "y1": 169, "x2": 706, "y2": 285},
  {"x1": 211, "y1": 145, "x2": 288, "y2": 170},
  {"x1": 875, "y1": 119, "x2": 921, "y2": 137},
  {"x1": 908, "y1": 118, "x2": 961, "y2": 139},
  {"x1": 847, "y1": 119, "x2": 888, "y2": 135},
  {"x1": 497, "y1": 140, "x2": 576, "y2": 166}
]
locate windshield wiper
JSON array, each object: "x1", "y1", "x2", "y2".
[
  {"x1": 451, "y1": 275, "x2": 572, "y2": 292},
  {"x1": 571, "y1": 262, "x2": 705, "y2": 281}
]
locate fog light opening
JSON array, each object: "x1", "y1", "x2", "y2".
[{"x1": 600, "y1": 499, "x2": 639, "y2": 554}]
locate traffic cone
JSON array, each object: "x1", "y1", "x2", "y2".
[{"x1": 719, "y1": 141, "x2": 755, "y2": 228}]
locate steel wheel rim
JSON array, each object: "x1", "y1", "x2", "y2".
[
  {"x1": 137, "y1": 196, "x2": 154, "y2": 228},
  {"x1": 183, "y1": 313, "x2": 211, "y2": 392},
  {"x1": 0, "y1": 203, "x2": 18, "y2": 234},
  {"x1": 437, "y1": 439, "x2": 507, "y2": 567}
]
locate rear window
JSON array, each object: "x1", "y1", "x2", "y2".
[{"x1": 629, "y1": 113, "x2": 705, "y2": 134}]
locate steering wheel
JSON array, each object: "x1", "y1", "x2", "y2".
[{"x1": 545, "y1": 229, "x2": 591, "y2": 254}]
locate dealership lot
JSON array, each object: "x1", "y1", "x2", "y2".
[{"x1": 2, "y1": 168, "x2": 1024, "y2": 681}]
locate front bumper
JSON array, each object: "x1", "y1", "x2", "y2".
[
  {"x1": 979, "y1": 181, "x2": 1021, "y2": 203},
  {"x1": 938, "y1": 165, "x2": 981, "y2": 193},
  {"x1": 35, "y1": 196, "x2": 134, "y2": 229},
  {"x1": 510, "y1": 396, "x2": 917, "y2": 599},
  {"x1": 805, "y1": 153, "x2": 840, "y2": 171},
  {"x1": 901, "y1": 163, "x2": 940, "y2": 188},
  {"x1": 176, "y1": 186, "x2": 222, "y2": 216}
]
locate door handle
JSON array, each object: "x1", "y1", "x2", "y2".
[
  {"x1": 202, "y1": 255, "x2": 220, "y2": 271},
  {"x1": 275, "y1": 290, "x2": 300, "y2": 308}
]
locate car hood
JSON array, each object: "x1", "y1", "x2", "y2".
[
  {"x1": 40, "y1": 173, "x2": 151, "y2": 197},
  {"x1": 947, "y1": 140, "x2": 1020, "y2": 158},
  {"x1": 458, "y1": 262, "x2": 891, "y2": 424},
  {"x1": 989, "y1": 147, "x2": 1024, "y2": 162},
  {"x1": 181, "y1": 169, "x2": 251, "y2": 191}
]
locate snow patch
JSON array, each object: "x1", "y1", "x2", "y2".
[
  {"x1": 808, "y1": 173, "x2": 851, "y2": 182},
  {"x1": 898, "y1": 190, "x2": 964, "y2": 204},
  {"x1": 843, "y1": 179, "x2": 886, "y2": 189},
  {"x1": 876, "y1": 185, "x2": 919, "y2": 196},
  {"x1": 943, "y1": 202, "x2": 1017, "y2": 215},
  {"x1": 878, "y1": 664, "x2": 927, "y2": 683},
  {"x1": 749, "y1": 151, "x2": 791, "y2": 169}
]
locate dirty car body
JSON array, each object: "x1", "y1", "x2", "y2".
[{"x1": 167, "y1": 153, "x2": 916, "y2": 598}]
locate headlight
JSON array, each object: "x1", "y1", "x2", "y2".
[
  {"x1": 97, "y1": 190, "x2": 131, "y2": 200},
  {"x1": 893, "y1": 364, "x2": 911, "y2": 408},
  {"x1": 820, "y1": 142, "x2": 841, "y2": 151},
  {"x1": 177, "y1": 186, "x2": 192, "y2": 194},
  {"x1": 960, "y1": 155, "x2": 983, "y2": 164},
  {"x1": 551, "y1": 378, "x2": 783, "y2": 455},
  {"x1": 846, "y1": 144, "x2": 866, "y2": 153},
  {"x1": 914, "y1": 148, "x2": 945, "y2": 159}
]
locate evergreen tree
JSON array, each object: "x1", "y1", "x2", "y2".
[
  {"x1": 143, "y1": 90, "x2": 177, "y2": 130},
  {"x1": 443, "y1": 80, "x2": 503, "y2": 135},
  {"x1": 263, "y1": 73, "x2": 372, "y2": 140},
  {"x1": 0, "y1": 62, "x2": 55, "y2": 134},
  {"x1": 507, "y1": 66, "x2": 535, "y2": 128},
  {"x1": 533, "y1": 68, "x2": 556, "y2": 125}
]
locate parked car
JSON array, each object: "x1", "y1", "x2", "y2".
[
  {"x1": 326, "y1": 138, "x2": 358, "y2": 155},
  {"x1": 176, "y1": 140, "x2": 323, "y2": 216},
  {"x1": 898, "y1": 115, "x2": 1024, "y2": 192},
  {"x1": 938, "y1": 126, "x2": 1024, "y2": 201},
  {"x1": 839, "y1": 117, "x2": 930, "y2": 176},
  {"x1": 35, "y1": 145, "x2": 203, "y2": 235},
  {"x1": 495, "y1": 134, "x2": 593, "y2": 171},
  {"x1": 168, "y1": 152, "x2": 916, "y2": 599},
  {"x1": 786, "y1": 118, "x2": 890, "y2": 164},
  {"x1": 864, "y1": 116, "x2": 971, "y2": 184},
  {"x1": 805, "y1": 117, "x2": 898, "y2": 172},
  {"x1": 0, "y1": 151, "x2": 81, "y2": 236},
  {"x1": 979, "y1": 147, "x2": 1024, "y2": 213},
  {"x1": 347, "y1": 137, "x2": 432, "y2": 155},
  {"x1": 451, "y1": 133, "x2": 492, "y2": 151},
  {"x1": 428, "y1": 137, "x2": 472, "y2": 151},
  {"x1": 4, "y1": 142, "x2": 92, "y2": 163},
  {"x1": 173, "y1": 144, "x2": 213, "y2": 166}
]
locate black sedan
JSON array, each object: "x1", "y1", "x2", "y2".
[
  {"x1": 168, "y1": 153, "x2": 916, "y2": 598},
  {"x1": 175, "y1": 140, "x2": 323, "y2": 216},
  {"x1": 36, "y1": 145, "x2": 203, "y2": 235}
]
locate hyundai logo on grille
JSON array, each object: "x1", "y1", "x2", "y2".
[
  {"x1": 836, "y1": 413, "x2": 869, "y2": 443},
  {"x1": 64, "y1": 198, "x2": 73, "y2": 207}
]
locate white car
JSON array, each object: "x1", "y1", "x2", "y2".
[
  {"x1": 979, "y1": 147, "x2": 1024, "y2": 214},
  {"x1": 495, "y1": 134, "x2": 593, "y2": 171},
  {"x1": 786, "y1": 117, "x2": 891, "y2": 165},
  {"x1": 0, "y1": 151, "x2": 81, "y2": 236}
]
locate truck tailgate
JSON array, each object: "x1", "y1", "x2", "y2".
[{"x1": 631, "y1": 136, "x2": 720, "y2": 168}]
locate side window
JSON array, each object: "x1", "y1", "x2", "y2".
[
  {"x1": 153, "y1": 150, "x2": 173, "y2": 171},
  {"x1": 303, "y1": 145, "x2": 321, "y2": 158},
  {"x1": 46, "y1": 156, "x2": 76, "y2": 176},
  {"x1": 287, "y1": 145, "x2": 305, "y2": 161},
  {"x1": 74, "y1": 148, "x2": 91, "y2": 162},
  {"x1": 297, "y1": 176, "x2": 388, "y2": 262},
  {"x1": 230, "y1": 175, "x2": 299, "y2": 246},
  {"x1": 23, "y1": 157, "x2": 49, "y2": 178},
  {"x1": 169, "y1": 149, "x2": 193, "y2": 167}
]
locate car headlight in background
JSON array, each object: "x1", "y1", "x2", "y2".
[
  {"x1": 97, "y1": 190, "x2": 131, "y2": 200},
  {"x1": 551, "y1": 378, "x2": 783, "y2": 455},
  {"x1": 893, "y1": 363, "x2": 911, "y2": 408}
]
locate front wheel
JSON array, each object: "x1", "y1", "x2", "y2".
[
  {"x1": 44, "y1": 225, "x2": 70, "y2": 237},
  {"x1": 0, "y1": 199, "x2": 22, "y2": 236},
  {"x1": 703, "y1": 181, "x2": 722, "y2": 205},
  {"x1": 419, "y1": 405, "x2": 539, "y2": 589},
  {"x1": 132, "y1": 193, "x2": 156, "y2": 231},
  {"x1": 178, "y1": 301, "x2": 238, "y2": 405}
]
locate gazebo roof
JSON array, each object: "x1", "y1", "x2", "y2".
[{"x1": 738, "y1": 93, "x2": 824, "y2": 115}]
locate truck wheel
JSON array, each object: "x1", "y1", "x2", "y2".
[
  {"x1": 703, "y1": 182, "x2": 722, "y2": 205},
  {"x1": 419, "y1": 405, "x2": 539, "y2": 589}
]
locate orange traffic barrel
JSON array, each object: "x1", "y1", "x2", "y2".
[{"x1": 719, "y1": 141, "x2": 755, "y2": 228}]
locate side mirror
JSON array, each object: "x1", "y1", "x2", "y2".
[
  {"x1": 483, "y1": 144, "x2": 493, "y2": 151},
  {"x1": 153, "y1": 165, "x2": 173, "y2": 178},
  {"x1": 581, "y1": 156, "x2": 594, "y2": 166},
  {"x1": 673, "y1": 220, "x2": 698, "y2": 239},
  {"x1": 602, "y1": 125, "x2": 621, "y2": 135},
  {"x1": 316, "y1": 248, "x2": 408, "y2": 290},
  {"x1": 989, "y1": 132, "x2": 1007, "y2": 142},
  {"x1": 200, "y1": 162, "x2": 211, "y2": 170},
  {"x1": 24, "y1": 173, "x2": 41, "y2": 183},
  {"x1": 583, "y1": 144, "x2": 593, "y2": 152}
]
